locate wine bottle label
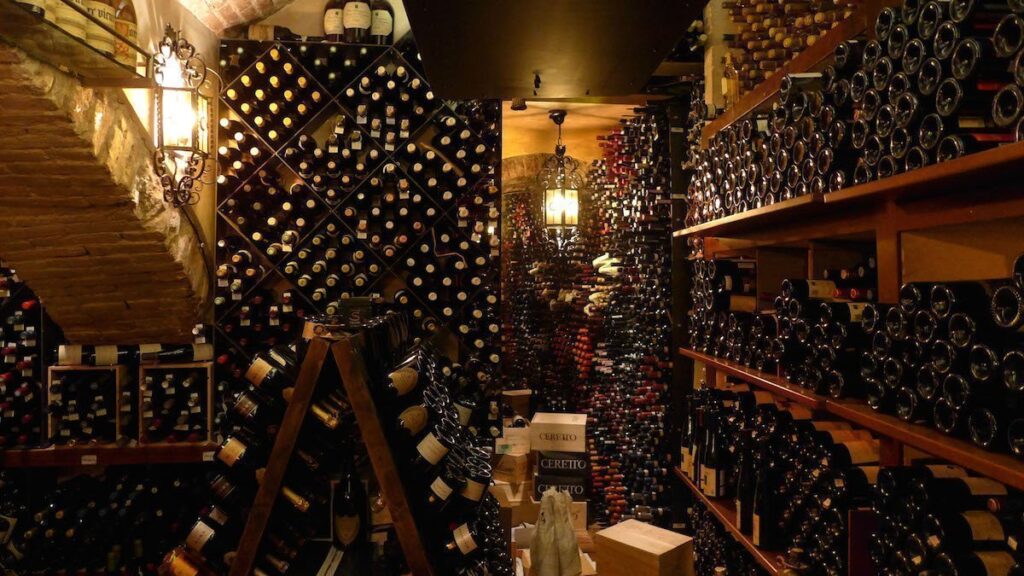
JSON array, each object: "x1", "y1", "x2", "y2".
[
  {"x1": 87, "y1": 0, "x2": 117, "y2": 53},
  {"x1": 185, "y1": 520, "x2": 216, "y2": 552},
  {"x1": 311, "y1": 404, "x2": 339, "y2": 429},
  {"x1": 963, "y1": 477, "x2": 1008, "y2": 496},
  {"x1": 977, "y1": 551, "x2": 1015, "y2": 574},
  {"x1": 113, "y1": 11, "x2": 138, "y2": 63},
  {"x1": 846, "y1": 303, "x2": 868, "y2": 322},
  {"x1": 217, "y1": 437, "x2": 246, "y2": 466},
  {"x1": 925, "y1": 464, "x2": 966, "y2": 478},
  {"x1": 343, "y1": 2, "x2": 371, "y2": 30},
  {"x1": 246, "y1": 357, "x2": 273, "y2": 387},
  {"x1": 56, "y1": 0, "x2": 88, "y2": 39},
  {"x1": 752, "y1": 514, "x2": 762, "y2": 546},
  {"x1": 371, "y1": 10, "x2": 393, "y2": 36},
  {"x1": 735, "y1": 500, "x2": 742, "y2": 526},
  {"x1": 461, "y1": 478, "x2": 485, "y2": 502},
  {"x1": 209, "y1": 506, "x2": 229, "y2": 526},
  {"x1": 963, "y1": 511, "x2": 1005, "y2": 541},
  {"x1": 167, "y1": 552, "x2": 200, "y2": 576},
  {"x1": 453, "y1": 523, "x2": 478, "y2": 555},
  {"x1": 807, "y1": 280, "x2": 837, "y2": 299},
  {"x1": 398, "y1": 404, "x2": 428, "y2": 436},
  {"x1": 839, "y1": 440, "x2": 879, "y2": 464},
  {"x1": 192, "y1": 343, "x2": 214, "y2": 361},
  {"x1": 334, "y1": 513, "x2": 361, "y2": 545},
  {"x1": 455, "y1": 402, "x2": 473, "y2": 426},
  {"x1": 324, "y1": 9, "x2": 344, "y2": 34},
  {"x1": 416, "y1": 433, "x2": 448, "y2": 465},
  {"x1": 138, "y1": 343, "x2": 162, "y2": 361},
  {"x1": 680, "y1": 447, "x2": 691, "y2": 474},
  {"x1": 94, "y1": 345, "x2": 118, "y2": 366},
  {"x1": 430, "y1": 476, "x2": 453, "y2": 501},
  {"x1": 388, "y1": 366, "x2": 419, "y2": 395},
  {"x1": 282, "y1": 486, "x2": 310, "y2": 512}
]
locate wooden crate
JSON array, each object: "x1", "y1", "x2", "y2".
[
  {"x1": 47, "y1": 365, "x2": 129, "y2": 446},
  {"x1": 138, "y1": 361, "x2": 215, "y2": 444}
]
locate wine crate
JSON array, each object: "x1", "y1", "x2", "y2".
[
  {"x1": 137, "y1": 361, "x2": 215, "y2": 444},
  {"x1": 46, "y1": 364, "x2": 130, "y2": 446}
]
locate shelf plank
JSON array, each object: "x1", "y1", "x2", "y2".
[
  {"x1": 0, "y1": 443, "x2": 217, "y2": 468},
  {"x1": 675, "y1": 193, "x2": 824, "y2": 238},
  {"x1": 700, "y1": 0, "x2": 892, "y2": 145},
  {"x1": 823, "y1": 399, "x2": 1024, "y2": 491},
  {"x1": 678, "y1": 347, "x2": 1024, "y2": 491},
  {"x1": 673, "y1": 467, "x2": 782, "y2": 574},
  {"x1": 824, "y1": 141, "x2": 1024, "y2": 206},
  {"x1": 0, "y1": 0, "x2": 150, "y2": 87},
  {"x1": 679, "y1": 347, "x2": 826, "y2": 409},
  {"x1": 332, "y1": 336, "x2": 436, "y2": 576}
]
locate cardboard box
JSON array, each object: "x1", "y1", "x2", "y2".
[
  {"x1": 595, "y1": 520, "x2": 693, "y2": 576},
  {"x1": 534, "y1": 472, "x2": 587, "y2": 501},
  {"x1": 530, "y1": 412, "x2": 587, "y2": 452},
  {"x1": 493, "y1": 452, "x2": 530, "y2": 483},
  {"x1": 495, "y1": 426, "x2": 531, "y2": 454},
  {"x1": 503, "y1": 389, "x2": 532, "y2": 417},
  {"x1": 537, "y1": 450, "x2": 589, "y2": 477}
]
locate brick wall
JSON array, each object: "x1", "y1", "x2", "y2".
[
  {"x1": 0, "y1": 45, "x2": 208, "y2": 343},
  {"x1": 175, "y1": 0, "x2": 297, "y2": 33}
]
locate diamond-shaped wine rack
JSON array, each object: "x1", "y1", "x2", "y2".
[{"x1": 215, "y1": 36, "x2": 502, "y2": 382}]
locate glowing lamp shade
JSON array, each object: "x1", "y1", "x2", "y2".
[
  {"x1": 545, "y1": 187, "x2": 579, "y2": 228},
  {"x1": 152, "y1": 26, "x2": 210, "y2": 208}
]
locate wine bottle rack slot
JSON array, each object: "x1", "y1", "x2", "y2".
[
  {"x1": 215, "y1": 34, "x2": 502, "y2": 437},
  {"x1": 46, "y1": 365, "x2": 129, "y2": 447},
  {"x1": 138, "y1": 362, "x2": 215, "y2": 445}
]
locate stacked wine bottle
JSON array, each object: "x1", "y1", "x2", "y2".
[
  {"x1": 686, "y1": 255, "x2": 1024, "y2": 458},
  {"x1": 687, "y1": 0, "x2": 1024, "y2": 227},
  {"x1": 215, "y1": 36, "x2": 502, "y2": 433},
  {"x1": 682, "y1": 384, "x2": 880, "y2": 574}
]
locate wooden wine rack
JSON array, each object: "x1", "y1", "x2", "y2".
[
  {"x1": 228, "y1": 334, "x2": 434, "y2": 576},
  {"x1": 214, "y1": 36, "x2": 502, "y2": 375}
]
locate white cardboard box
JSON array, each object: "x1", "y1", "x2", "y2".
[{"x1": 529, "y1": 412, "x2": 587, "y2": 452}]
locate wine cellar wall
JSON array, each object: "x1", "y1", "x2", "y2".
[
  {"x1": 502, "y1": 108, "x2": 674, "y2": 527},
  {"x1": 213, "y1": 35, "x2": 503, "y2": 435}
]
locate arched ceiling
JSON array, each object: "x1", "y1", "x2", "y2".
[{"x1": 175, "y1": 0, "x2": 297, "y2": 33}]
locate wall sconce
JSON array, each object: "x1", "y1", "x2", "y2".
[
  {"x1": 153, "y1": 25, "x2": 210, "y2": 208},
  {"x1": 537, "y1": 110, "x2": 582, "y2": 243}
]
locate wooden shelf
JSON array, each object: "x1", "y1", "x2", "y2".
[
  {"x1": 679, "y1": 347, "x2": 826, "y2": 409},
  {"x1": 0, "y1": 443, "x2": 216, "y2": 468},
  {"x1": 0, "y1": 0, "x2": 151, "y2": 87},
  {"x1": 700, "y1": 0, "x2": 895, "y2": 145},
  {"x1": 679, "y1": 346, "x2": 1024, "y2": 491},
  {"x1": 673, "y1": 467, "x2": 782, "y2": 574},
  {"x1": 674, "y1": 193, "x2": 824, "y2": 238}
]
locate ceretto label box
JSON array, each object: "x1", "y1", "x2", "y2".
[
  {"x1": 537, "y1": 451, "x2": 589, "y2": 477},
  {"x1": 529, "y1": 413, "x2": 587, "y2": 452}
]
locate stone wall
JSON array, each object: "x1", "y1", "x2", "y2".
[{"x1": 0, "y1": 45, "x2": 207, "y2": 343}]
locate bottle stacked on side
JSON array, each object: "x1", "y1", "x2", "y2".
[
  {"x1": 220, "y1": 170, "x2": 324, "y2": 258},
  {"x1": 722, "y1": 0, "x2": 859, "y2": 94},
  {"x1": 871, "y1": 464, "x2": 1024, "y2": 575},
  {"x1": 689, "y1": 501, "x2": 770, "y2": 576},
  {"x1": 140, "y1": 367, "x2": 210, "y2": 444},
  {"x1": 47, "y1": 369, "x2": 133, "y2": 447},
  {"x1": 341, "y1": 59, "x2": 437, "y2": 144},
  {"x1": 216, "y1": 236, "x2": 268, "y2": 307},
  {"x1": 281, "y1": 115, "x2": 383, "y2": 204},
  {"x1": 281, "y1": 220, "x2": 384, "y2": 307},
  {"x1": 171, "y1": 337, "x2": 362, "y2": 576},
  {"x1": 681, "y1": 384, "x2": 880, "y2": 574},
  {"x1": 0, "y1": 464, "x2": 208, "y2": 573},
  {"x1": 862, "y1": 269, "x2": 1024, "y2": 454},
  {"x1": 585, "y1": 108, "x2": 675, "y2": 527},
  {"x1": 222, "y1": 47, "x2": 325, "y2": 148},
  {"x1": 367, "y1": 337, "x2": 511, "y2": 574},
  {"x1": 688, "y1": 0, "x2": 1024, "y2": 227},
  {"x1": 218, "y1": 288, "x2": 307, "y2": 356},
  {"x1": 13, "y1": 0, "x2": 140, "y2": 67},
  {"x1": 0, "y1": 263, "x2": 46, "y2": 450}
]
